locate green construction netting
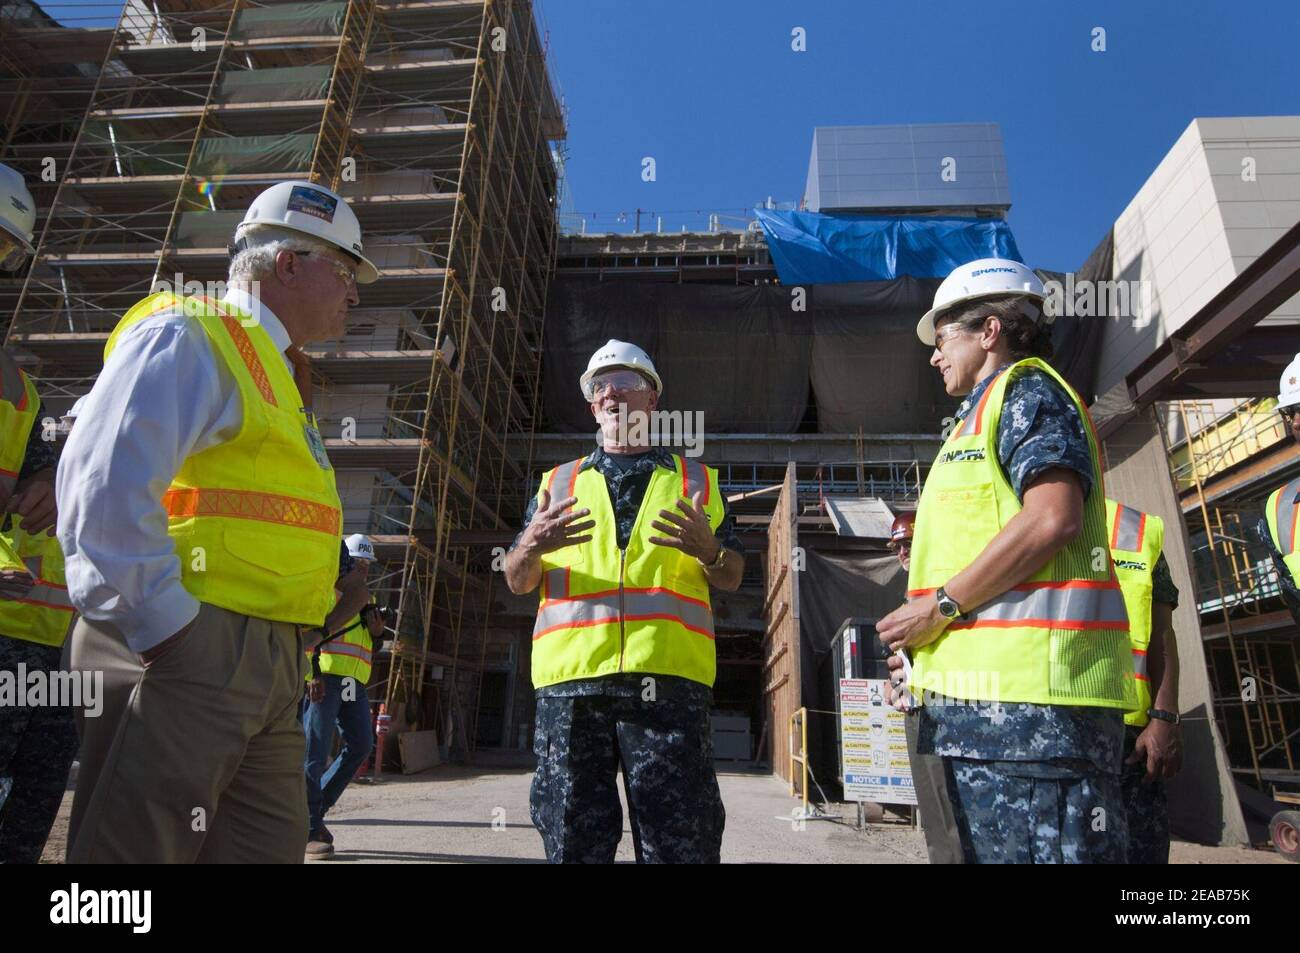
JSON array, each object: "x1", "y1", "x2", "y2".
[
  {"x1": 192, "y1": 133, "x2": 316, "y2": 175},
  {"x1": 174, "y1": 210, "x2": 245, "y2": 249},
  {"x1": 229, "y1": 2, "x2": 347, "y2": 40},
  {"x1": 216, "y1": 65, "x2": 333, "y2": 104},
  {"x1": 80, "y1": 128, "x2": 315, "y2": 177}
]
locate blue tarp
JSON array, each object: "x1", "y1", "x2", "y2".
[{"x1": 753, "y1": 208, "x2": 1023, "y2": 285}]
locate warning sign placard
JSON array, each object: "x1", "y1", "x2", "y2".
[{"x1": 840, "y1": 677, "x2": 916, "y2": 806}]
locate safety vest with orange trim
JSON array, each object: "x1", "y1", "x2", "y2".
[
  {"x1": 1106, "y1": 498, "x2": 1164, "y2": 728},
  {"x1": 0, "y1": 520, "x2": 76, "y2": 647},
  {"x1": 105, "y1": 293, "x2": 342, "y2": 626},
  {"x1": 0, "y1": 351, "x2": 74, "y2": 646},
  {"x1": 909, "y1": 358, "x2": 1134, "y2": 709},
  {"x1": 1265, "y1": 476, "x2": 1300, "y2": 590},
  {"x1": 531, "y1": 453, "x2": 725, "y2": 688},
  {"x1": 304, "y1": 599, "x2": 372, "y2": 686},
  {"x1": 0, "y1": 350, "x2": 39, "y2": 508}
]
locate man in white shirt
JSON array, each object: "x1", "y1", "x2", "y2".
[{"x1": 57, "y1": 181, "x2": 378, "y2": 863}]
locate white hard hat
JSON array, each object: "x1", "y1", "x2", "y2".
[
  {"x1": 579, "y1": 339, "x2": 662, "y2": 398},
  {"x1": 233, "y1": 181, "x2": 378, "y2": 284},
  {"x1": 1279, "y1": 354, "x2": 1300, "y2": 407},
  {"x1": 0, "y1": 162, "x2": 37, "y2": 272},
  {"x1": 917, "y1": 257, "x2": 1047, "y2": 346},
  {"x1": 345, "y1": 533, "x2": 376, "y2": 561}
]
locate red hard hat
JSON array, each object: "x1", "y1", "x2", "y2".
[{"x1": 888, "y1": 512, "x2": 916, "y2": 546}]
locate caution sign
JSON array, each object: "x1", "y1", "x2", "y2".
[{"x1": 840, "y1": 677, "x2": 916, "y2": 806}]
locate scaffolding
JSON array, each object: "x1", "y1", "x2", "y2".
[
  {"x1": 0, "y1": 0, "x2": 564, "y2": 759},
  {"x1": 1170, "y1": 398, "x2": 1300, "y2": 794}
]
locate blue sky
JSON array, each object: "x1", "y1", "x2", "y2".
[
  {"x1": 540, "y1": 0, "x2": 1299, "y2": 270},
  {"x1": 37, "y1": 0, "x2": 1299, "y2": 270}
]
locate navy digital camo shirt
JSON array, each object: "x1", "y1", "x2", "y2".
[
  {"x1": 1255, "y1": 514, "x2": 1300, "y2": 624},
  {"x1": 20, "y1": 397, "x2": 56, "y2": 480},
  {"x1": 512, "y1": 442, "x2": 743, "y2": 699},
  {"x1": 916, "y1": 362, "x2": 1125, "y2": 772}
]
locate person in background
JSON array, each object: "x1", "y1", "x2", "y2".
[
  {"x1": 303, "y1": 533, "x2": 382, "y2": 860},
  {"x1": 883, "y1": 511, "x2": 963, "y2": 864}
]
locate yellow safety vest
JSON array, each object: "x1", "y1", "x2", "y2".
[
  {"x1": 1265, "y1": 476, "x2": 1300, "y2": 588},
  {"x1": 1106, "y1": 499, "x2": 1164, "y2": 728},
  {"x1": 0, "y1": 353, "x2": 75, "y2": 646},
  {"x1": 531, "y1": 454, "x2": 724, "y2": 688},
  {"x1": 305, "y1": 601, "x2": 372, "y2": 686},
  {"x1": 0, "y1": 521, "x2": 76, "y2": 647},
  {"x1": 0, "y1": 351, "x2": 39, "y2": 507},
  {"x1": 105, "y1": 293, "x2": 342, "y2": 626},
  {"x1": 909, "y1": 358, "x2": 1133, "y2": 709}
]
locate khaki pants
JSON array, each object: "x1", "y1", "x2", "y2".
[{"x1": 66, "y1": 601, "x2": 309, "y2": 863}]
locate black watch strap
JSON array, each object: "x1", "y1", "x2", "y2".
[{"x1": 1148, "y1": 708, "x2": 1180, "y2": 725}]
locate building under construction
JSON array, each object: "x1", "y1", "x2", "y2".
[{"x1": 0, "y1": 0, "x2": 564, "y2": 757}]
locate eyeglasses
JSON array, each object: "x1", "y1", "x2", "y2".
[
  {"x1": 1281, "y1": 404, "x2": 1299, "y2": 422},
  {"x1": 933, "y1": 324, "x2": 967, "y2": 354},
  {"x1": 583, "y1": 369, "x2": 651, "y2": 401},
  {"x1": 296, "y1": 250, "x2": 357, "y2": 286}
]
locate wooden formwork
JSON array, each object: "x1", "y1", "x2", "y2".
[{"x1": 763, "y1": 462, "x2": 801, "y2": 781}]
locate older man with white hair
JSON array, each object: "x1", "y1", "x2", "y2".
[{"x1": 56, "y1": 181, "x2": 377, "y2": 863}]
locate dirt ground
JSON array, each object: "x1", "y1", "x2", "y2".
[{"x1": 36, "y1": 759, "x2": 1290, "y2": 864}]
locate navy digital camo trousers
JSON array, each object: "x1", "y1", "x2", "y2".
[
  {"x1": 0, "y1": 636, "x2": 79, "y2": 864},
  {"x1": 530, "y1": 691, "x2": 725, "y2": 863},
  {"x1": 944, "y1": 757, "x2": 1128, "y2": 864},
  {"x1": 1120, "y1": 725, "x2": 1170, "y2": 864}
]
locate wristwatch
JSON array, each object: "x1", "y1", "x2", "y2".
[
  {"x1": 1147, "y1": 708, "x2": 1181, "y2": 725},
  {"x1": 699, "y1": 543, "x2": 728, "y2": 571},
  {"x1": 935, "y1": 585, "x2": 962, "y2": 619}
]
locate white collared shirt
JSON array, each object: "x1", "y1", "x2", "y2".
[{"x1": 55, "y1": 289, "x2": 295, "y2": 652}]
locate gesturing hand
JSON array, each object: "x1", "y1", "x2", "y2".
[
  {"x1": 649, "y1": 491, "x2": 719, "y2": 563},
  {"x1": 520, "y1": 489, "x2": 595, "y2": 556}
]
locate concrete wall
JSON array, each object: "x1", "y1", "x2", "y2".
[
  {"x1": 803, "y1": 123, "x2": 1010, "y2": 212},
  {"x1": 1096, "y1": 116, "x2": 1300, "y2": 397},
  {"x1": 1102, "y1": 409, "x2": 1249, "y2": 846}
]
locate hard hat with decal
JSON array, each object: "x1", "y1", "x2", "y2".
[
  {"x1": 0, "y1": 162, "x2": 37, "y2": 272},
  {"x1": 345, "y1": 533, "x2": 376, "y2": 561},
  {"x1": 917, "y1": 257, "x2": 1046, "y2": 347},
  {"x1": 579, "y1": 339, "x2": 663, "y2": 399},
  {"x1": 233, "y1": 181, "x2": 378, "y2": 284},
  {"x1": 1279, "y1": 353, "x2": 1300, "y2": 408}
]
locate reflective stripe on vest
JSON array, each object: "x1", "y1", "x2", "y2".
[
  {"x1": 105, "y1": 293, "x2": 342, "y2": 626},
  {"x1": 531, "y1": 453, "x2": 724, "y2": 688},
  {"x1": 317, "y1": 610, "x2": 374, "y2": 684},
  {"x1": 1266, "y1": 477, "x2": 1300, "y2": 589},
  {"x1": 1106, "y1": 498, "x2": 1164, "y2": 727},
  {"x1": 534, "y1": 586, "x2": 715, "y2": 638},
  {"x1": 1110, "y1": 503, "x2": 1145, "y2": 551},
  {"x1": 911, "y1": 579, "x2": 1130, "y2": 631},
  {"x1": 0, "y1": 353, "x2": 39, "y2": 504},
  {"x1": 0, "y1": 524, "x2": 76, "y2": 647},
  {"x1": 909, "y1": 358, "x2": 1133, "y2": 709}
]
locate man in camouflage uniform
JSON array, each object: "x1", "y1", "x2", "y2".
[
  {"x1": 505, "y1": 340, "x2": 743, "y2": 864},
  {"x1": 879, "y1": 259, "x2": 1130, "y2": 864},
  {"x1": 0, "y1": 361, "x2": 75, "y2": 864},
  {"x1": 1119, "y1": 550, "x2": 1181, "y2": 864}
]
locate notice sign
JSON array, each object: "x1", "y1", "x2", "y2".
[{"x1": 840, "y1": 678, "x2": 916, "y2": 806}]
